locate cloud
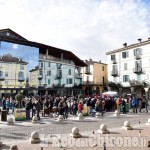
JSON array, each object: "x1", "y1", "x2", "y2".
[{"x1": 0, "y1": 0, "x2": 150, "y2": 63}]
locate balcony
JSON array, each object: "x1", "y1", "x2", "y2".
[
  {"x1": 0, "y1": 76, "x2": 4, "y2": 81},
  {"x1": 18, "y1": 76, "x2": 25, "y2": 82},
  {"x1": 111, "y1": 70, "x2": 118, "y2": 77},
  {"x1": 39, "y1": 65, "x2": 43, "y2": 70},
  {"x1": 111, "y1": 59, "x2": 117, "y2": 64},
  {"x1": 134, "y1": 54, "x2": 141, "y2": 59},
  {"x1": 134, "y1": 81, "x2": 144, "y2": 86},
  {"x1": 55, "y1": 74, "x2": 62, "y2": 80},
  {"x1": 133, "y1": 67, "x2": 142, "y2": 74},
  {"x1": 38, "y1": 74, "x2": 43, "y2": 80},
  {"x1": 83, "y1": 81, "x2": 94, "y2": 85},
  {"x1": 74, "y1": 73, "x2": 82, "y2": 78},
  {"x1": 108, "y1": 81, "x2": 117, "y2": 87},
  {"x1": 85, "y1": 69, "x2": 91, "y2": 74}
]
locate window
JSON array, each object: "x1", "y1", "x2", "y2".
[
  {"x1": 68, "y1": 69, "x2": 71, "y2": 75},
  {"x1": 112, "y1": 65, "x2": 117, "y2": 71},
  {"x1": 69, "y1": 78, "x2": 72, "y2": 84},
  {"x1": 123, "y1": 75, "x2": 129, "y2": 82},
  {"x1": 47, "y1": 70, "x2": 51, "y2": 76},
  {"x1": 85, "y1": 65, "x2": 90, "y2": 73},
  {"x1": 124, "y1": 63, "x2": 127, "y2": 70},
  {"x1": 5, "y1": 72, "x2": 8, "y2": 77},
  {"x1": 57, "y1": 69, "x2": 62, "y2": 77},
  {"x1": 122, "y1": 51, "x2": 129, "y2": 58},
  {"x1": 134, "y1": 48, "x2": 142, "y2": 56},
  {"x1": 5, "y1": 64, "x2": 9, "y2": 70},
  {"x1": 67, "y1": 78, "x2": 72, "y2": 84},
  {"x1": 102, "y1": 66, "x2": 104, "y2": 71},
  {"x1": 0, "y1": 71, "x2": 2, "y2": 77},
  {"x1": 135, "y1": 60, "x2": 142, "y2": 68},
  {"x1": 48, "y1": 62, "x2": 51, "y2": 67},
  {"x1": 111, "y1": 54, "x2": 116, "y2": 60},
  {"x1": 87, "y1": 76, "x2": 89, "y2": 82},
  {"x1": 18, "y1": 71, "x2": 24, "y2": 78},
  {"x1": 103, "y1": 76, "x2": 105, "y2": 85},
  {"x1": 5, "y1": 81, "x2": 8, "y2": 85},
  {"x1": 39, "y1": 70, "x2": 43, "y2": 75},
  {"x1": 20, "y1": 64, "x2": 24, "y2": 70},
  {"x1": 39, "y1": 62, "x2": 43, "y2": 68},
  {"x1": 48, "y1": 79, "x2": 50, "y2": 84}
]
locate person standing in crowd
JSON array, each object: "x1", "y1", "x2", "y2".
[
  {"x1": 122, "y1": 99, "x2": 126, "y2": 114},
  {"x1": 2, "y1": 96, "x2": 6, "y2": 110},
  {"x1": 78, "y1": 101, "x2": 83, "y2": 114},
  {"x1": 58, "y1": 100, "x2": 64, "y2": 116},
  {"x1": 63, "y1": 102, "x2": 68, "y2": 119},
  {"x1": 32, "y1": 101, "x2": 36, "y2": 117},
  {"x1": 72, "y1": 101, "x2": 78, "y2": 115},
  {"x1": 6, "y1": 98, "x2": 10, "y2": 114},
  {"x1": 132, "y1": 96, "x2": 137, "y2": 113},
  {"x1": 116, "y1": 97, "x2": 121, "y2": 112},
  {"x1": 36, "y1": 99, "x2": 41, "y2": 120},
  {"x1": 95, "y1": 99, "x2": 103, "y2": 116},
  {"x1": 139, "y1": 96, "x2": 148, "y2": 113},
  {"x1": 25, "y1": 99, "x2": 32, "y2": 120}
]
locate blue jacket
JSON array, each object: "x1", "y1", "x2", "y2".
[{"x1": 132, "y1": 98, "x2": 137, "y2": 106}]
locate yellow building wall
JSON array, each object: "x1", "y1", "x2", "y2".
[
  {"x1": 29, "y1": 70, "x2": 39, "y2": 87},
  {"x1": 93, "y1": 63, "x2": 108, "y2": 93},
  {"x1": 0, "y1": 63, "x2": 27, "y2": 88}
]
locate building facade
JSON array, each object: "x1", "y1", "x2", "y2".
[
  {"x1": 106, "y1": 38, "x2": 150, "y2": 98},
  {"x1": 0, "y1": 28, "x2": 86, "y2": 97},
  {"x1": 81, "y1": 59, "x2": 108, "y2": 95}
]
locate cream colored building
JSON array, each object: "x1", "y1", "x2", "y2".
[
  {"x1": 81, "y1": 59, "x2": 108, "y2": 95},
  {"x1": 0, "y1": 54, "x2": 27, "y2": 89},
  {"x1": 29, "y1": 66, "x2": 39, "y2": 87}
]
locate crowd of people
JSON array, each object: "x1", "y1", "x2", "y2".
[{"x1": 0, "y1": 94, "x2": 149, "y2": 120}]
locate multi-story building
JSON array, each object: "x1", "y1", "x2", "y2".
[
  {"x1": 81, "y1": 59, "x2": 108, "y2": 95},
  {"x1": 0, "y1": 54, "x2": 27, "y2": 88},
  {"x1": 106, "y1": 38, "x2": 150, "y2": 98},
  {"x1": 0, "y1": 28, "x2": 86, "y2": 97}
]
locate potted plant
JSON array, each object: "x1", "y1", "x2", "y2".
[{"x1": 14, "y1": 93, "x2": 26, "y2": 121}]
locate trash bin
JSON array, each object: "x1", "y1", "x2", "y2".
[
  {"x1": 120, "y1": 103, "x2": 130, "y2": 112},
  {"x1": 1, "y1": 110, "x2": 7, "y2": 121}
]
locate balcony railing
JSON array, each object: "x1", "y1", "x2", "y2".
[
  {"x1": 38, "y1": 74, "x2": 43, "y2": 80},
  {"x1": 111, "y1": 70, "x2": 118, "y2": 77},
  {"x1": 83, "y1": 81, "x2": 94, "y2": 85},
  {"x1": 85, "y1": 69, "x2": 91, "y2": 74},
  {"x1": 18, "y1": 77, "x2": 25, "y2": 82},
  {"x1": 74, "y1": 73, "x2": 82, "y2": 78},
  {"x1": 0, "y1": 76, "x2": 4, "y2": 81},
  {"x1": 111, "y1": 59, "x2": 117, "y2": 64},
  {"x1": 134, "y1": 54, "x2": 141, "y2": 60},
  {"x1": 133, "y1": 67, "x2": 142, "y2": 74},
  {"x1": 55, "y1": 74, "x2": 62, "y2": 80},
  {"x1": 39, "y1": 54, "x2": 74, "y2": 65}
]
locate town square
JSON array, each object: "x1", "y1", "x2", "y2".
[{"x1": 0, "y1": 0, "x2": 150, "y2": 150}]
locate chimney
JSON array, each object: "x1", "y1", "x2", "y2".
[
  {"x1": 89, "y1": 59, "x2": 92, "y2": 62},
  {"x1": 148, "y1": 37, "x2": 150, "y2": 40},
  {"x1": 123, "y1": 43, "x2": 127, "y2": 48},
  {"x1": 138, "y1": 38, "x2": 142, "y2": 43},
  {"x1": 99, "y1": 60, "x2": 101, "y2": 63}
]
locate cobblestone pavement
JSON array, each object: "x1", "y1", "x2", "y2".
[{"x1": 0, "y1": 110, "x2": 150, "y2": 149}]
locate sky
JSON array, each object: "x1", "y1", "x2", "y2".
[{"x1": 0, "y1": 0, "x2": 150, "y2": 63}]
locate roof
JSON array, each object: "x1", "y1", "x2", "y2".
[
  {"x1": 29, "y1": 66, "x2": 38, "y2": 72},
  {"x1": 0, "y1": 29, "x2": 87, "y2": 67},
  {"x1": 0, "y1": 54, "x2": 28, "y2": 64},
  {"x1": 106, "y1": 39, "x2": 150, "y2": 55},
  {"x1": 84, "y1": 59, "x2": 107, "y2": 65}
]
